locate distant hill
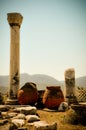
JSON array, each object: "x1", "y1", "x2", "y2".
[
  {"x1": 0, "y1": 75, "x2": 9, "y2": 87},
  {"x1": 0, "y1": 73, "x2": 86, "y2": 94},
  {"x1": 0, "y1": 73, "x2": 61, "y2": 94},
  {"x1": 76, "y1": 76, "x2": 86, "y2": 88},
  {"x1": 61, "y1": 76, "x2": 86, "y2": 88},
  {"x1": 20, "y1": 73, "x2": 61, "y2": 88}
]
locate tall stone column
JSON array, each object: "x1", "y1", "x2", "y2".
[
  {"x1": 6, "y1": 13, "x2": 23, "y2": 104},
  {"x1": 64, "y1": 68, "x2": 77, "y2": 105}
]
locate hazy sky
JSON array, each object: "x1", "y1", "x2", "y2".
[{"x1": 0, "y1": 0, "x2": 86, "y2": 80}]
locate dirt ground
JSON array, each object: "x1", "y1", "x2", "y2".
[
  {"x1": 37, "y1": 109, "x2": 86, "y2": 130},
  {"x1": 0, "y1": 106, "x2": 86, "y2": 130}
]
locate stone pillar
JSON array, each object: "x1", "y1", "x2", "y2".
[
  {"x1": 65, "y1": 68, "x2": 77, "y2": 104},
  {"x1": 6, "y1": 13, "x2": 23, "y2": 104}
]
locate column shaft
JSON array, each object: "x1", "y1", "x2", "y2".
[
  {"x1": 9, "y1": 26, "x2": 20, "y2": 99},
  {"x1": 65, "y1": 68, "x2": 77, "y2": 105}
]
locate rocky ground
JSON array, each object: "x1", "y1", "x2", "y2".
[
  {"x1": 0, "y1": 105, "x2": 86, "y2": 130},
  {"x1": 0, "y1": 105, "x2": 57, "y2": 130}
]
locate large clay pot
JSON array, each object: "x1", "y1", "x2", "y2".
[
  {"x1": 43, "y1": 86, "x2": 64, "y2": 109},
  {"x1": 17, "y1": 82, "x2": 38, "y2": 105}
]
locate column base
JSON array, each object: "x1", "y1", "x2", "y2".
[{"x1": 5, "y1": 98, "x2": 19, "y2": 105}]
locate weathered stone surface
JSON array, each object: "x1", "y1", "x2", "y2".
[
  {"x1": 65, "y1": 68, "x2": 75, "y2": 99},
  {"x1": 0, "y1": 105, "x2": 58, "y2": 129},
  {"x1": 7, "y1": 13, "x2": 23, "y2": 27},
  {"x1": 1, "y1": 112, "x2": 8, "y2": 118},
  {"x1": 7, "y1": 112, "x2": 18, "y2": 118},
  {"x1": 11, "y1": 119, "x2": 25, "y2": 127},
  {"x1": 65, "y1": 107, "x2": 86, "y2": 126},
  {"x1": 64, "y1": 68, "x2": 78, "y2": 105},
  {"x1": 58, "y1": 102, "x2": 69, "y2": 112},
  {"x1": 13, "y1": 113, "x2": 25, "y2": 119},
  {"x1": 43, "y1": 86, "x2": 64, "y2": 109},
  {"x1": 5, "y1": 99, "x2": 19, "y2": 105},
  {"x1": 29, "y1": 121, "x2": 57, "y2": 130},
  {"x1": 6, "y1": 13, "x2": 23, "y2": 105},
  {"x1": 18, "y1": 82, "x2": 38, "y2": 105},
  {"x1": 26, "y1": 115, "x2": 40, "y2": 122},
  {"x1": 0, "y1": 119, "x2": 8, "y2": 125},
  {"x1": 9, "y1": 123, "x2": 18, "y2": 130},
  {"x1": 0, "y1": 105, "x2": 11, "y2": 112},
  {"x1": 13, "y1": 106, "x2": 37, "y2": 115},
  {"x1": 71, "y1": 104, "x2": 86, "y2": 115}
]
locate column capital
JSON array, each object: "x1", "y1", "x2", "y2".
[{"x1": 7, "y1": 12, "x2": 23, "y2": 27}]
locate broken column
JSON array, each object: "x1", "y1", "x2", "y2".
[
  {"x1": 65, "y1": 68, "x2": 77, "y2": 104},
  {"x1": 6, "y1": 13, "x2": 23, "y2": 104}
]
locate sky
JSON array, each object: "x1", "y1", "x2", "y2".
[{"x1": 0, "y1": 0, "x2": 86, "y2": 80}]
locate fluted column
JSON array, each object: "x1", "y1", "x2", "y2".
[{"x1": 6, "y1": 13, "x2": 23, "y2": 104}]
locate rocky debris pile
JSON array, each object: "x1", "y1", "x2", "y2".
[{"x1": 0, "y1": 105, "x2": 57, "y2": 130}]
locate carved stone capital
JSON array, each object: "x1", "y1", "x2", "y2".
[{"x1": 7, "y1": 13, "x2": 23, "y2": 27}]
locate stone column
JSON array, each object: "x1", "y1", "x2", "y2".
[
  {"x1": 6, "y1": 13, "x2": 23, "y2": 104},
  {"x1": 64, "y1": 68, "x2": 77, "y2": 104}
]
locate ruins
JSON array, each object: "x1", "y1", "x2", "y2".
[
  {"x1": 6, "y1": 13, "x2": 23, "y2": 104},
  {"x1": 0, "y1": 11, "x2": 86, "y2": 129},
  {"x1": 64, "y1": 68, "x2": 76, "y2": 104}
]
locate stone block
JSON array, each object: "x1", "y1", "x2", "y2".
[
  {"x1": 13, "y1": 106, "x2": 37, "y2": 115},
  {"x1": 29, "y1": 121, "x2": 57, "y2": 130},
  {"x1": 26, "y1": 115, "x2": 40, "y2": 122},
  {"x1": 12, "y1": 119, "x2": 25, "y2": 127}
]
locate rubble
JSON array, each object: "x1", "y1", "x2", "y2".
[{"x1": 0, "y1": 105, "x2": 57, "y2": 130}]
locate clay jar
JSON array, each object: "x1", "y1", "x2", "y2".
[
  {"x1": 43, "y1": 86, "x2": 64, "y2": 109},
  {"x1": 17, "y1": 82, "x2": 38, "y2": 105}
]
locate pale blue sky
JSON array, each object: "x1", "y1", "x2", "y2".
[{"x1": 0, "y1": 0, "x2": 86, "y2": 80}]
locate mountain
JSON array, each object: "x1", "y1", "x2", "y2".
[
  {"x1": 20, "y1": 73, "x2": 61, "y2": 90},
  {"x1": 0, "y1": 73, "x2": 86, "y2": 94},
  {"x1": 61, "y1": 76, "x2": 86, "y2": 88},
  {"x1": 76, "y1": 76, "x2": 86, "y2": 88},
  {"x1": 0, "y1": 75, "x2": 9, "y2": 86},
  {"x1": 21, "y1": 73, "x2": 60, "y2": 84},
  {"x1": 0, "y1": 73, "x2": 61, "y2": 94}
]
